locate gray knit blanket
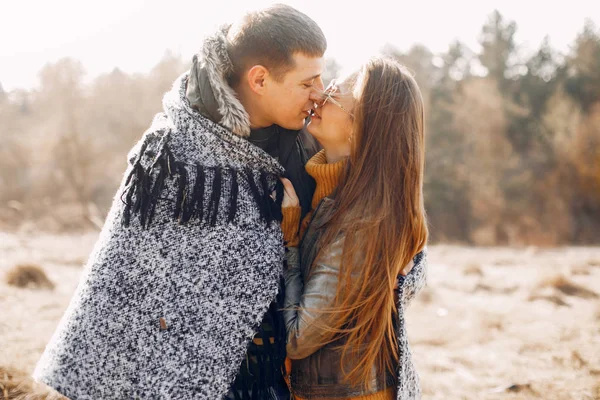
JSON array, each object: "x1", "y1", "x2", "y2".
[{"x1": 33, "y1": 73, "x2": 286, "y2": 399}]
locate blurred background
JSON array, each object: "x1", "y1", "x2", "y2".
[
  {"x1": 1, "y1": 0, "x2": 600, "y2": 245},
  {"x1": 1, "y1": 1, "x2": 599, "y2": 399}
]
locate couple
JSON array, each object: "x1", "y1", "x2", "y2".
[{"x1": 33, "y1": 4, "x2": 428, "y2": 400}]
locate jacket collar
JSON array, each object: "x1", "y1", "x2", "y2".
[{"x1": 185, "y1": 25, "x2": 251, "y2": 137}]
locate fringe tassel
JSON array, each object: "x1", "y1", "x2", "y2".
[
  {"x1": 207, "y1": 168, "x2": 222, "y2": 227},
  {"x1": 180, "y1": 167, "x2": 196, "y2": 224},
  {"x1": 145, "y1": 142, "x2": 175, "y2": 227},
  {"x1": 192, "y1": 164, "x2": 205, "y2": 223},
  {"x1": 174, "y1": 163, "x2": 188, "y2": 223},
  {"x1": 259, "y1": 172, "x2": 273, "y2": 224},
  {"x1": 272, "y1": 179, "x2": 284, "y2": 223},
  {"x1": 122, "y1": 137, "x2": 281, "y2": 228},
  {"x1": 259, "y1": 172, "x2": 284, "y2": 224},
  {"x1": 121, "y1": 140, "x2": 150, "y2": 227},
  {"x1": 228, "y1": 170, "x2": 239, "y2": 223},
  {"x1": 246, "y1": 169, "x2": 268, "y2": 223},
  {"x1": 122, "y1": 136, "x2": 181, "y2": 228},
  {"x1": 137, "y1": 166, "x2": 153, "y2": 228},
  {"x1": 122, "y1": 163, "x2": 144, "y2": 227},
  {"x1": 146, "y1": 157, "x2": 167, "y2": 227}
]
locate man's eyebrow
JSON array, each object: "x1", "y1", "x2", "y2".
[{"x1": 301, "y1": 73, "x2": 321, "y2": 82}]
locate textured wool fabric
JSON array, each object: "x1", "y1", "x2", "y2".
[
  {"x1": 394, "y1": 251, "x2": 427, "y2": 400},
  {"x1": 33, "y1": 71, "x2": 288, "y2": 400}
]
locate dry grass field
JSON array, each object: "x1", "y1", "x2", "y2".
[{"x1": 1, "y1": 232, "x2": 599, "y2": 399}]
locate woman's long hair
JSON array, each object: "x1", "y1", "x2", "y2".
[{"x1": 311, "y1": 57, "x2": 428, "y2": 388}]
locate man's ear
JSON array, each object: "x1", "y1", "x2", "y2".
[{"x1": 246, "y1": 65, "x2": 269, "y2": 95}]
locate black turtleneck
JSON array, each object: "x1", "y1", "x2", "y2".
[{"x1": 247, "y1": 125, "x2": 280, "y2": 161}]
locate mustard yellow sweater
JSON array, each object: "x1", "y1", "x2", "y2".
[{"x1": 281, "y1": 150, "x2": 347, "y2": 246}]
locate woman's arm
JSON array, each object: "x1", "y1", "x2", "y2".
[
  {"x1": 283, "y1": 237, "x2": 344, "y2": 360},
  {"x1": 284, "y1": 240, "x2": 423, "y2": 360}
]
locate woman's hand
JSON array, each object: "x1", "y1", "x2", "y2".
[
  {"x1": 280, "y1": 178, "x2": 299, "y2": 208},
  {"x1": 394, "y1": 260, "x2": 415, "y2": 289},
  {"x1": 399, "y1": 260, "x2": 414, "y2": 276}
]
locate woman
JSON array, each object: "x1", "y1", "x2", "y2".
[{"x1": 279, "y1": 57, "x2": 428, "y2": 400}]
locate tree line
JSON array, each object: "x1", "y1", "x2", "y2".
[{"x1": 1, "y1": 11, "x2": 599, "y2": 245}]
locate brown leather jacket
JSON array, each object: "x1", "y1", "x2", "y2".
[{"x1": 283, "y1": 197, "x2": 425, "y2": 399}]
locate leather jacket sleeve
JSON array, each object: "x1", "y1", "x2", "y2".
[
  {"x1": 283, "y1": 242, "x2": 427, "y2": 360},
  {"x1": 283, "y1": 237, "x2": 344, "y2": 360}
]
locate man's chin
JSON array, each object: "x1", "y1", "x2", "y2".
[{"x1": 277, "y1": 118, "x2": 306, "y2": 131}]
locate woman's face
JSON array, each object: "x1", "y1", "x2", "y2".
[{"x1": 307, "y1": 76, "x2": 356, "y2": 152}]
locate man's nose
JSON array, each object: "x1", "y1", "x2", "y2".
[
  {"x1": 309, "y1": 88, "x2": 324, "y2": 105},
  {"x1": 314, "y1": 77, "x2": 324, "y2": 91}
]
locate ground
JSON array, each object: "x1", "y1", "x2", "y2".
[{"x1": 1, "y1": 232, "x2": 599, "y2": 400}]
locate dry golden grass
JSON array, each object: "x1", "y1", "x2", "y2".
[
  {"x1": 571, "y1": 350, "x2": 588, "y2": 368},
  {"x1": 593, "y1": 384, "x2": 600, "y2": 400},
  {"x1": 0, "y1": 365, "x2": 27, "y2": 400},
  {"x1": 481, "y1": 314, "x2": 505, "y2": 331},
  {"x1": 473, "y1": 282, "x2": 519, "y2": 294},
  {"x1": 0, "y1": 366, "x2": 65, "y2": 400},
  {"x1": 463, "y1": 262, "x2": 484, "y2": 276},
  {"x1": 416, "y1": 337, "x2": 449, "y2": 347},
  {"x1": 588, "y1": 258, "x2": 600, "y2": 267},
  {"x1": 488, "y1": 382, "x2": 540, "y2": 397},
  {"x1": 537, "y1": 273, "x2": 598, "y2": 299},
  {"x1": 0, "y1": 365, "x2": 37, "y2": 400},
  {"x1": 527, "y1": 292, "x2": 571, "y2": 307},
  {"x1": 3, "y1": 234, "x2": 599, "y2": 399},
  {"x1": 4, "y1": 264, "x2": 54, "y2": 290},
  {"x1": 571, "y1": 264, "x2": 591, "y2": 275},
  {"x1": 492, "y1": 258, "x2": 516, "y2": 266},
  {"x1": 417, "y1": 287, "x2": 434, "y2": 304}
]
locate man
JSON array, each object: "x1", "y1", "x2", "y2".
[{"x1": 33, "y1": 4, "x2": 325, "y2": 399}]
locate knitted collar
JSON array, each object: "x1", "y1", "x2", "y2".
[{"x1": 305, "y1": 150, "x2": 348, "y2": 209}]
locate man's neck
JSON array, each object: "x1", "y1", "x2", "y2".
[{"x1": 234, "y1": 84, "x2": 272, "y2": 130}]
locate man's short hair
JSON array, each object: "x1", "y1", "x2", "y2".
[{"x1": 226, "y1": 4, "x2": 327, "y2": 86}]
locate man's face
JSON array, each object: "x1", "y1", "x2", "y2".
[{"x1": 262, "y1": 53, "x2": 325, "y2": 130}]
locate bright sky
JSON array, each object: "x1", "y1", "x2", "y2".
[{"x1": 1, "y1": 0, "x2": 598, "y2": 91}]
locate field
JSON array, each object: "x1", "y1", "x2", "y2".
[{"x1": 1, "y1": 232, "x2": 599, "y2": 399}]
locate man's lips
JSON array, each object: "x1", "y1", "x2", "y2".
[{"x1": 303, "y1": 107, "x2": 321, "y2": 120}]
